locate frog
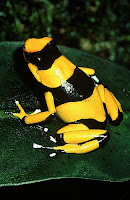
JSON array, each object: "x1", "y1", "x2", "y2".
[{"x1": 13, "y1": 37, "x2": 123, "y2": 154}]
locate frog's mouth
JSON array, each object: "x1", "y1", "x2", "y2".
[
  {"x1": 23, "y1": 50, "x2": 31, "y2": 64},
  {"x1": 23, "y1": 40, "x2": 62, "y2": 70}
]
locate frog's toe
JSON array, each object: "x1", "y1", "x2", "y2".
[
  {"x1": 15, "y1": 100, "x2": 24, "y2": 111},
  {"x1": 30, "y1": 109, "x2": 41, "y2": 115},
  {"x1": 13, "y1": 112, "x2": 21, "y2": 118},
  {"x1": 5, "y1": 111, "x2": 13, "y2": 115}
]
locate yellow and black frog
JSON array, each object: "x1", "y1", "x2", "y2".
[{"x1": 13, "y1": 37, "x2": 123, "y2": 154}]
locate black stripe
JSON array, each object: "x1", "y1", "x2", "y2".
[
  {"x1": 56, "y1": 133, "x2": 66, "y2": 145},
  {"x1": 50, "y1": 67, "x2": 95, "y2": 106},
  {"x1": 75, "y1": 118, "x2": 107, "y2": 129},
  {"x1": 109, "y1": 109, "x2": 123, "y2": 126},
  {"x1": 23, "y1": 40, "x2": 62, "y2": 70},
  {"x1": 78, "y1": 131, "x2": 110, "y2": 147},
  {"x1": 96, "y1": 132, "x2": 110, "y2": 148},
  {"x1": 21, "y1": 116, "x2": 26, "y2": 125}
]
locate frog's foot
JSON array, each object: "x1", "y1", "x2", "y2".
[
  {"x1": 13, "y1": 100, "x2": 28, "y2": 120},
  {"x1": 30, "y1": 109, "x2": 41, "y2": 115},
  {"x1": 33, "y1": 143, "x2": 59, "y2": 157},
  {"x1": 13, "y1": 100, "x2": 41, "y2": 120},
  {"x1": 33, "y1": 135, "x2": 57, "y2": 157}
]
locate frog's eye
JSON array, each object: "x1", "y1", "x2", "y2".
[
  {"x1": 24, "y1": 50, "x2": 41, "y2": 67},
  {"x1": 30, "y1": 53, "x2": 49, "y2": 70}
]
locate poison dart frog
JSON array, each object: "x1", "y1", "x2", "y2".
[{"x1": 13, "y1": 37, "x2": 123, "y2": 154}]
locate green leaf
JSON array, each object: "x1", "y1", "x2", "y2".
[{"x1": 0, "y1": 42, "x2": 130, "y2": 186}]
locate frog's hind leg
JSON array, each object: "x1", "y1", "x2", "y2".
[
  {"x1": 97, "y1": 85, "x2": 123, "y2": 125},
  {"x1": 56, "y1": 123, "x2": 89, "y2": 145},
  {"x1": 54, "y1": 124, "x2": 110, "y2": 154}
]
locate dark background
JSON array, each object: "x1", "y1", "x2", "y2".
[
  {"x1": 0, "y1": 0, "x2": 129, "y2": 197},
  {"x1": 0, "y1": 179, "x2": 129, "y2": 199},
  {"x1": 0, "y1": 0, "x2": 129, "y2": 69}
]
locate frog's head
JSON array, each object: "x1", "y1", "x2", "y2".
[
  {"x1": 23, "y1": 37, "x2": 52, "y2": 53},
  {"x1": 23, "y1": 37, "x2": 54, "y2": 70},
  {"x1": 23, "y1": 37, "x2": 62, "y2": 84}
]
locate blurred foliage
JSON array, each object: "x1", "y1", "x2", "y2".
[{"x1": 0, "y1": 0, "x2": 129, "y2": 68}]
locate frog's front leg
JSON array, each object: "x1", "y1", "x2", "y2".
[
  {"x1": 79, "y1": 66, "x2": 100, "y2": 84},
  {"x1": 13, "y1": 91, "x2": 56, "y2": 124}
]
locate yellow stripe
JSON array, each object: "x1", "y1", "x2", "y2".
[
  {"x1": 28, "y1": 63, "x2": 41, "y2": 82},
  {"x1": 37, "y1": 55, "x2": 76, "y2": 88}
]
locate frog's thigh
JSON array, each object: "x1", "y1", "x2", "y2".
[
  {"x1": 57, "y1": 123, "x2": 89, "y2": 134},
  {"x1": 57, "y1": 125, "x2": 107, "y2": 144},
  {"x1": 56, "y1": 123, "x2": 89, "y2": 144},
  {"x1": 98, "y1": 85, "x2": 123, "y2": 125}
]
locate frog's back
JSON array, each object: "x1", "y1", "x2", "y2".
[
  {"x1": 55, "y1": 86, "x2": 106, "y2": 128},
  {"x1": 50, "y1": 67, "x2": 95, "y2": 106},
  {"x1": 48, "y1": 67, "x2": 107, "y2": 128}
]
